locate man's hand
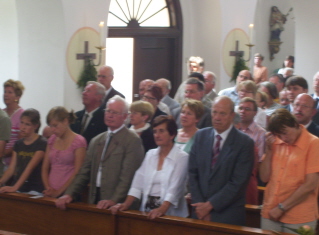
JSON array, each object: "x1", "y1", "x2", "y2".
[
  {"x1": 269, "y1": 207, "x2": 284, "y2": 221},
  {"x1": 191, "y1": 201, "x2": 213, "y2": 220},
  {"x1": 55, "y1": 195, "x2": 73, "y2": 210},
  {"x1": 96, "y1": 200, "x2": 116, "y2": 209}
]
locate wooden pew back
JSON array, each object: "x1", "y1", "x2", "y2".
[{"x1": 0, "y1": 193, "x2": 290, "y2": 235}]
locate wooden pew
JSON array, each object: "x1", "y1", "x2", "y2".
[{"x1": 0, "y1": 193, "x2": 291, "y2": 235}]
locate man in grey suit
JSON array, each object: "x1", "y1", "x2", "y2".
[
  {"x1": 56, "y1": 95, "x2": 144, "y2": 210},
  {"x1": 189, "y1": 96, "x2": 254, "y2": 226},
  {"x1": 155, "y1": 78, "x2": 180, "y2": 114},
  {"x1": 172, "y1": 78, "x2": 212, "y2": 129},
  {"x1": 202, "y1": 71, "x2": 218, "y2": 108}
]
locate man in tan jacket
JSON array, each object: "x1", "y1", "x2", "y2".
[{"x1": 56, "y1": 95, "x2": 144, "y2": 209}]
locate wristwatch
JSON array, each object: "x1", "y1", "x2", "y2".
[{"x1": 278, "y1": 203, "x2": 286, "y2": 212}]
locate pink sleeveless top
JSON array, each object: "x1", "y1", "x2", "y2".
[{"x1": 47, "y1": 134, "x2": 87, "y2": 190}]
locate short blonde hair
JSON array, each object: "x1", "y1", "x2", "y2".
[
  {"x1": 130, "y1": 100, "x2": 154, "y2": 122},
  {"x1": 181, "y1": 99, "x2": 205, "y2": 120},
  {"x1": 237, "y1": 80, "x2": 257, "y2": 96},
  {"x1": 4, "y1": 79, "x2": 25, "y2": 97}
]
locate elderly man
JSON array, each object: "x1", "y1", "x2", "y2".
[
  {"x1": 97, "y1": 65, "x2": 125, "y2": 108},
  {"x1": 202, "y1": 71, "x2": 218, "y2": 108},
  {"x1": 172, "y1": 78, "x2": 212, "y2": 129},
  {"x1": 155, "y1": 78, "x2": 180, "y2": 114},
  {"x1": 70, "y1": 81, "x2": 107, "y2": 144},
  {"x1": 0, "y1": 110, "x2": 11, "y2": 176},
  {"x1": 218, "y1": 70, "x2": 252, "y2": 105},
  {"x1": 56, "y1": 95, "x2": 144, "y2": 210},
  {"x1": 260, "y1": 108, "x2": 319, "y2": 233},
  {"x1": 189, "y1": 96, "x2": 254, "y2": 225},
  {"x1": 285, "y1": 76, "x2": 308, "y2": 112},
  {"x1": 269, "y1": 74, "x2": 285, "y2": 93},
  {"x1": 139, "y1": 79, "x2": 170, "y2": 114},
  {"x1": 292, "y1": 93, "x2": 319, "y2": 137}
]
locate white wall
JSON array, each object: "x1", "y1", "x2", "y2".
[
  {"x1": 180, "y1": 0, "x2": 222, "y2": 89},
  {"x1": 16, "y1": 0, "x2": 65, "y2": 129},
  {"x1": 0, "y1": 0, "x2": 18, "y2": 108},
  {"x1": 292, "y1": 0, "x2": 319, "y2": 94}
]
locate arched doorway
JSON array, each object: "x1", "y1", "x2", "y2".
[{"x1": 107, "y1": 0, "x2": 183, "y2": 102}]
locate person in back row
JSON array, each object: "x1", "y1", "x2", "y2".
[
  {"x1": 218, "y1": 70, "x2": 252, "y2": 105},
  {"x1": 172, "y1": 78, "x2": 212, "y2": 129}
]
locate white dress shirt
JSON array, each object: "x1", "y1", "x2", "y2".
[{"x1": 128, "y1": 145, "x2": 189, "y2": 217}]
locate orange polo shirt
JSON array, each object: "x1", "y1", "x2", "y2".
[{"x1": 262, "y1": 125, "x2": 319, "y2": 224}]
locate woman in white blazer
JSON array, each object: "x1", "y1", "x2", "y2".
[{"x1": 110, "y1": 115, "x2": 189, "y2": 219}]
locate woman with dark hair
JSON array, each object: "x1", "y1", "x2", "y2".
[
  {"x1": 2, "y1": 79, "x2": 25, "y2": 168},
  {"x1": 42, "y1": 106, "x2": 86, "y2": 198},
  {"x1": 142, "y1": 85, "x2": 167, "y2": 123},
  {"x1": 260, "y1": 108, "x2": 319, "y2": 233},
  {"x1": 0, "y1": 109, "x2": 46, "y2": 193},
  {"x1": 129, "y1": 100, "x2": 156, "y2": 153},
  {"x1": 276, "y1": 55, "x2": 295, "y2": 74},
  {"x1": 110, "y1": 115, "x2": 189, "y2": 219}
]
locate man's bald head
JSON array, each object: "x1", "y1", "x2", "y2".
[
  {"x1": 293, "y1": 93, "x2": 317, "y2": 125},
  {"x1": 139, "y1": 79, "x2": 155, "y2": 98}
]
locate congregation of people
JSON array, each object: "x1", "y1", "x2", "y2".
[{"x1": 1, "y1": 54, "x2": 319, "y2": 234}]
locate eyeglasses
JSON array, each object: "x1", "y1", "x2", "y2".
[
  {"x1": 104, "y1": 109, "x2": 125, "y2": 116},
  {"x1": 238, "y1": 90, "x2": 253, "y2": 94},
  {"x1": 238, "y1": 74, "x2": 250, "y2": 80},
  {"x1": 293, "y1": 103, "x2": 312, "y2": 109},
  {"x1": 142, "y1": 95, "x2": 156, "y2": 101},
  {"x1": 185, "y1": 90, "x2": 199, "y2": 94},
  {"x1": 238, "y1": 107, "x2": 255, "y2": 112}
]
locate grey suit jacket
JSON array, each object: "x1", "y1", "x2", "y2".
[
  {"x1": 162, "y1": 95, "x2": 180, "y2": 114},
  {"x1": 189, "y1": 126, "x2": 254, "y2": 226},
  {"x1": 65, "y1": 127, "x2": 144, "y2": 204}
]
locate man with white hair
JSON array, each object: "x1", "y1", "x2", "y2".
[
  {"x1": 56, "y1": 95, "x2": 144, "y2": 210},
  {"x1": 155, "y1": 78, "x2": 180, "y2": 114},
  {"x1": 202, "y1": 71, "x2": 218, "y2": 108},
  {"x1": 70, "y1": 81, "x2": 107, "y2": 144}
]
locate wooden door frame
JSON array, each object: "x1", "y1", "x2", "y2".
[{"x1": 107, "y1": 0, "x2": 183, "y2": 96}]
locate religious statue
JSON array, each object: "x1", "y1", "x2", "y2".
[
  {"x1": 269, "y1": 6, "x2": 287, "y2": 41},
  {"x1": 268, "y1": 6, "x2": 293, "y2": 60}
]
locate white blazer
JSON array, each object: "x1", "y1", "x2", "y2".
[{"x1": 128, "y1": 145, "x2": 189, "y2": 217}]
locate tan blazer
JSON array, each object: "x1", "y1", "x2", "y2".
[{"x1": 65, "y1": 127, "x2": 144, "y2": 204}]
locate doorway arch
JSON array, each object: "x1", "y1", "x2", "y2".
[{"x1": 107, "y1": 0, "x2": 183, "y2": 101}]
